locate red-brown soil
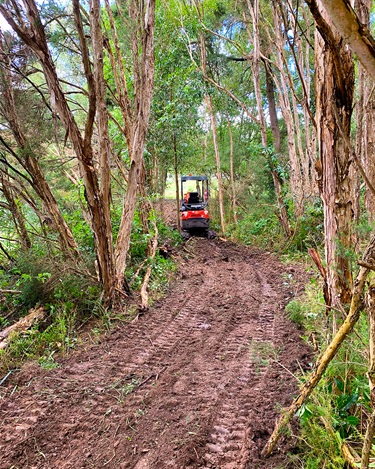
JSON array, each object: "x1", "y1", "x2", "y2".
[{"x1": 0, "y1": 221, "x2": 312, "y2": 468}]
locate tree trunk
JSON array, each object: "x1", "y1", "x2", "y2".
[
  {"x1": 160, "y1": 167, "x2": 167, "y2": 196},
  {"x1": 206, "y1": 94, "x2": 226, "y2": 234},
  {"x1": 173, "y1": 133, "x2": 181, "y2": 232},
  {"x1": 246, "y1": 2, "x2": 291, "y2": 235},
  {"x1": 152, "y1": 147, "x2": 159, "y2": 195},
  {"x1": 227, "y1": 119, "x2": 237, "y2": 225},
  {"x1": 312, "y1": 0, "x2": 354, "y2": 307},
  {"x1": 89, "y1": 0, "x2": 113, "y2": 258},
  {"x1": 245, "y1": 0, "x2": 267, "y2": 147},
  {"x1": 73, "y1": 0, "x2": 115, "y2": 299},
  {"x1": 113, "y1": 0, "x2": 156, "y2": 290},
  {"x1": 138, "y1": 160, "x2": 151, "y2": 235},
  {"x1": 198, "y1": 29, "x2": 225, "y2": 234},
  {"x1": 354, "y1": 59, "x2": 364, "y2": 223},
  {"x1": 357, "y1": 0, "x2": 375, "y2": 221},
  {"x1": 364, "y1": 84, "x2": 375, "y2": 221},
  {"x1": 271, "y1": 6, "x2": 305, "y2": 215},
  {"x1": 139, "y1": 216, "x2": 158, "y2": 310},
  {"x1": 0, "y1": 173, "x2": 31, "y2": 250},
  {"x1": 264, "y1": 60, "x2": 291, "y2": 238},
  {"x1": 282, "y1": 0, "x2": 315, "y2": 198},
  {"x1": 302, "y1": 5, "x2": 318, "y2": 197},
  {"x1": 316, "y1": 0, "x2": 375, "y2": 79}
]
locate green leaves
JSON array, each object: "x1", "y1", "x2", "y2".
[{"x1": 295, "y1": 403, "x2": 314, "y2": 422}]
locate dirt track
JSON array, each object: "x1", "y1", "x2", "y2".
[{"x1": 0, "y1": 235, "x2": 311, "y2": 468}]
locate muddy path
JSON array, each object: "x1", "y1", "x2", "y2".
[{"x1": 0, "y1": 236, "x2": 311, "y2": 469}]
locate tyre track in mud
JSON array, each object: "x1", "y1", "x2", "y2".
[
  {"x1": 0, "y1": 245, "x2": 218, "y2": 468},
  {"x1": 0, "y1": 238, "x2": 310, "y2": 469},
  {"x1": 200, "y1": 268, "x2": 280, "y2": 469}
]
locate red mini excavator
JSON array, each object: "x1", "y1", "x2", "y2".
[{"x1": 180, "y1": 175, "x2": 216, "y2": 239}]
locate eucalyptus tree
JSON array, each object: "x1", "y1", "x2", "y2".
[
  {"x1": 353, "y1": 0, "x2": 375, "y2": 221},
  {"x1": 102, "y1": 0, "x2": 156, "y2": 291},
  {"x1": 0, "y1": 31, "x2": 80, "y2": 259},
  {"x1": 0, "y1": 0, "x2": 156, "y2": 303},
  {"x1": 305, "y1": 0, "x2": 355, "y2": 308},
  {"x1": 268, "y1": 1, "x2": 317, "y2": 211}
]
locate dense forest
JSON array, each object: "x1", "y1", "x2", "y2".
[{"x1": 1, "y1": 0, "x2": 375, "y2": 467}]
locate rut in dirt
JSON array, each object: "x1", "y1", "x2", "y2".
[{"x1": 0, "y1": 237, "x2": 311, "y2": 469}]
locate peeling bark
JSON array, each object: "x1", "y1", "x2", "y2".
[
  {"x1": 0, "y1": 0, "x2": 117, "y2": 299},
  {"x1": 113, "y1": 0, "x2": 156, "y2": 289},
  {"x1": 311, "y1": 0, "x2": 354, "y2": 307},
  {"x1": 316, "y1": 0, "x2": 375, "y2": 79},
  {"x1": 0, "y1": 31, "x2": 80, "y2": 259}
]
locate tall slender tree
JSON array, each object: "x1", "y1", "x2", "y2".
[
  {"x1": 105, "y1": 0, "x2": 156, "y2": 290},
  {"x1": 0, "y1": 29, "x2": 80, "y2": 260},
  {"x1": 307, "y1": 0, "x2": 355, "y2": 308}
]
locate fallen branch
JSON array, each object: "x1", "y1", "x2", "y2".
[
  {"x1": 262, "y1": 233, "x2": 375, "y2": 457},
  {"x1": 136, "y1": 373, "x2": 157, "y2": 389},
  {"x1": 0, "y1": 369, "x2": 14, "y2": 386},
  {"x1": 0, "y1": 306, "x2": 45, "y2": 350}
]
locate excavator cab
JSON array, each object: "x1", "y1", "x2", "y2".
[{"x1": 180, "y1": 175, "x2": 215, "y2": 238}]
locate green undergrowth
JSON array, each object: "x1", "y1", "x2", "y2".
[
  {"x1": 226, "y1": 198, "x2": 324, "y2": 253},
  {"x1": 0, "y1": 211, "x2": 182, "y2": 376},
  {"x1": 285, "y1": 277, "x2": 374, "y2": 467},
  {"x1": 0, "y1": 263, "x2": 102, "y2": 374}
]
